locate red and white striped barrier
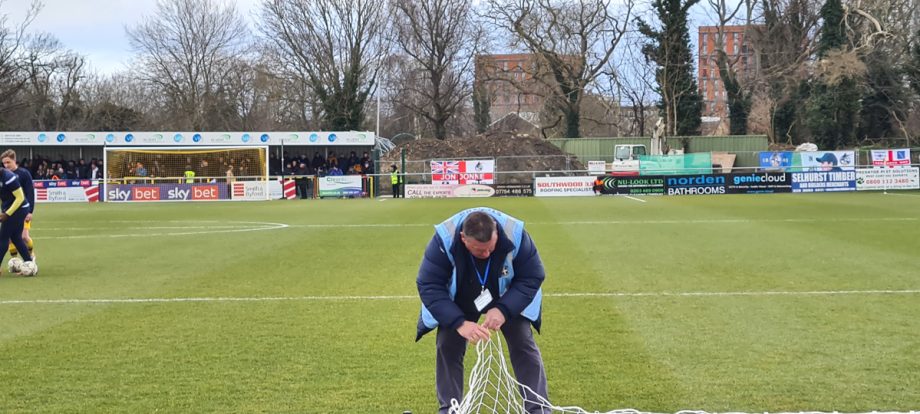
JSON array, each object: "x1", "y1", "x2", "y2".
[{"x1": 282, "y1": 179, "x2": 297, "y2": 200}]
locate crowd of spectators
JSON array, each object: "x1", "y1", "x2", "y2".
[
  {"x1": 17, "y1": 150, "x2": 376, "y2": 182},
  {"x1": 19, "y1": 156, "x2": 104, "y2": 181},
  {"x1": 270, "y1": 150, "x2": 374, "y2": 177}
]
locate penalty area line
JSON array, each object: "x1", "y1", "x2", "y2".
[{"x1": 2, "y1": 289, "x2": 919, "y2": 305}]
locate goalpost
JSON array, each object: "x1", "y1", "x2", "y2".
[{"x1": 103, "y1": 146, "x2": 269, "y2": 202}]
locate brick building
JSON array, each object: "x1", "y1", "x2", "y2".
[{"x1": 697, "y1": 25, "x2": 756, "y2": 119}]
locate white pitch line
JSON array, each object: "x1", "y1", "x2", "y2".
[
  {"x1": 35, "y1": 221, "x2": 289, "y2": 240},
  {"x1": 2, "y1": 289, "x2": 918, "y2": 305},
  {"x1": 280, "y1": 217, "x2": 919, "y2": 229},
  {"x1": 885, "y1": 192, "x2": 920, "y2": 197},
  {"x1": 622, "y1": 195, "x2": 647, "y2": 203}
]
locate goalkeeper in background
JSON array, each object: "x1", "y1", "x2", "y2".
[
  {"x1": 1, "y1": 150, "x2": 35, "y2": 262},
  {"x1": 0, "y1": 158, "x2": 34, "y2": 274},
  {"x1": 416, "y1": 208, "x2": 549, "y2": 414}
]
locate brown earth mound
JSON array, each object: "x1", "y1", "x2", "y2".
[{"x1": 382, "y1": 136, "x2": 583, "y2": 184}]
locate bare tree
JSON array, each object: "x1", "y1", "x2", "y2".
[
  {"x1": 482, "y1": 0, "x2": 634, "y2": 138},
  {"x1": 747, "y1": 0, "x2": 821, "y2": 143},
  {"x1": 0, "y1": 0, "x2": 42, "y2": 126},
  {"x1": 260, "y1": 0, "x2": 386, "y2": 131},
  {"x1": 127, "y1": 0, "x2": 251, "y2": 130},
  {"x1": 705, "y1": 0, "x2": 755, "y2": 135},
  {"x1": 606, "y1": 32, "x2": 657, "y2": 137},
  {"x1": 843, "y1": 0, "x2": 917, "y2": 142},
  {"x1": 388, "y1": 0, "x2": 479, "y2": 140}
]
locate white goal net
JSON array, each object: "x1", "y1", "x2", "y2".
[{"x1": 450, "y1": 335, "x2": 918, "y2": 414}]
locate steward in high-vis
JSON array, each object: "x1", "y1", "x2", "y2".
[{"x1": 416, "y1": 207, "x2": 548, "y2": 414}]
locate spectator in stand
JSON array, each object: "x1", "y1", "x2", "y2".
[
  {"x1": 238, "y1": 160, "x2": 248, "y2": 179},
  {"x1": 328, "y1": 164, "x2": 343, "y2": 176},
  {"x1": 312, "y1": 152, "x2": 325, "y2": 170},
  {"x1": 345, "y1": 151, "x2": 359, "y2": 172},
  {"x1": 134, "y1": 162, "x2": 148, "y2": 178},
  {"x1": 89, "y1": 160, "x2": 102, "y2": 180},
  {"x1": 269, "y1": 153, "x2": 280, "y2": 176},
  {"x1": 151, "y1": 160, "x2": 164, "y2": 178},
  {"x1": 327, "y1": 151, "x2": 339, "y2": 169},
  {"x1": 76, "y1": 159, "x2": 88, "y2": 179},
  {"x1": 64, "y1": 161, "x2": 77, "y2": 179},
  {"x1": 224, "y1": 163, "x2": 235, "y2": 192},
  {"x1": 360, "y1": 152, "x2": 374, "y2": 175}
]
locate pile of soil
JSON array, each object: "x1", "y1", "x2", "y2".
[{"x1": 381, "y1": 136, "x2": 583, "y2": 184}]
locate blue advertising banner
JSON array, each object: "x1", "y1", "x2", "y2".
[
  {"x1": 791, "y1": 171, "x2": 857, "y2": 192},
  {"x1": 664, "y1": 174, "x2": 727, "y2": 195},
  {"x1": 34, "y1": 180, "x2": 95, "y2": 188},
  {"x1": 726, "y1": 173, "x2": 792, "y2": 194}
]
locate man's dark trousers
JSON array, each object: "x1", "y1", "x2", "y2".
[{"x1": 435, "y1": 316, "x2": 549, "y2": 414}]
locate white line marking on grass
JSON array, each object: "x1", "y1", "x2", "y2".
[
  {"x1": 530, "y1": 217, "x2": 918, "y2": 225},
  {"x1": 549, "y1": 289, "x2": 920, "y2": 298},
  {"x1": 36, "y1": 221, "x2": 289, "y2": 240},
  {"x1": 622, "y1": 195, "x2": 646, "y2": 203},
  {"x1": 885, "y1": 192, "x2": 920, "y2": 197},
  {"x1": 289, "y1": 223, "x2": 431, "y2": 228},
  {"x1": 281, "y1": 217, "x2": 918, "y2": 229},
  {"x1": 2, "y1": 289, "x2": 918, "y2": 305}
]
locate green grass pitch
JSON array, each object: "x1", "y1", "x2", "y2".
[{"x1": 0, "y1": 192, "x2": 918, "y2": 413}]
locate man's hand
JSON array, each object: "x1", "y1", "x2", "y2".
[
  {"x1": 25, "y1": 213, "x2": 31, "y2": 223},
  {"x1": 0, "y1": 212, "x2": 9, "y2": 222},
  {"x1": 456, "y1": 321, "x2": 491, "y2": 343},
  {"x1": 481, "y1": 308, "x2": 506, "y2": 331}
]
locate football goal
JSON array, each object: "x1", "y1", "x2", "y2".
[{"x1": 103, "y1": 146, "x2": 269, "y2": 202}]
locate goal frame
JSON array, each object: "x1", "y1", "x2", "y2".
[{"x1": 102, "y1": 145, "x2": 270, "y2": 202}]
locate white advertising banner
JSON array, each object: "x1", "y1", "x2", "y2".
[
  {"x1": 269, "y1": 180, "x2": 284, "y2": 199},
  {"x1": 534, "y1": 176, "x2": 596, "y2": 197},
  {"x1": 0, "y1": 131, "x2": 374, "y2": 146},
  {"x1": 406, "y1": 184, "x2": 457, "y2": 199},
  {"x1": 231, "y1": 181, "x2": 270, "y2": 200},
  {"x1": 856, "y1": 168, "x2": 920, "y2": 191},
  {"x1": 588, "y1": 160, "x2": 606, "y2": 175},
  {"x1": 36, "y1": 187, "x2": 96, "y2": 203},
  {"x1": 318, "y1": 176, "x2": 363, "y2": 197}
]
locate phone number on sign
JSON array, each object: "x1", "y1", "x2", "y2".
[{"x1": 863, "y1": 179, "x2": 913, "y2": 185}]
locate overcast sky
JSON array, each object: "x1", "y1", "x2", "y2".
[
  {"x1": 3, "y1": 0, "x2": 722, "y2": 76},
  {"x1": 3, "y1": 0, "x2": 262, "y2": 75}
]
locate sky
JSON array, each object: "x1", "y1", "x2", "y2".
[
  {"x1": 2, "y1": 0, "x2": 725, "y2": 76},
  {"x1": 2, "y1": 0, "x2": 262, "y2": 75}
]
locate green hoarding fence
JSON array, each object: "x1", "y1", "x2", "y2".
[{"x1": 548, "y1": 135, "x2": 769, "y2": 169}]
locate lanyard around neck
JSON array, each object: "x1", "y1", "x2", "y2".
[{"x1": 468, "y1": 254, "x2": 491, "y2": 289}]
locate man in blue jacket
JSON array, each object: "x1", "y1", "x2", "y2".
[{"x1": 417, "y1": 208, "x2": 548, "y2": 414}]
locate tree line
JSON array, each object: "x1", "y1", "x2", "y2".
[{"x1": 1, "y1": 0, "x2": 919, "y2": 149}]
